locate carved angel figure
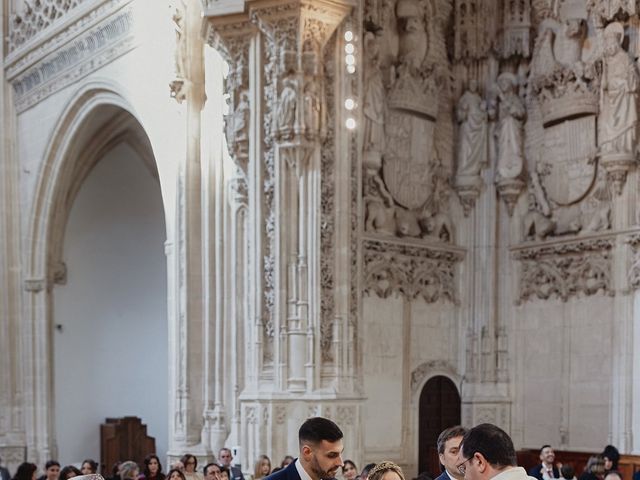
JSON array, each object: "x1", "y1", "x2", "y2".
[
  {"x1": 303, "y1": 79, "x2": 321, "y2": 140},
  {"x1": 599, "y1": 22, "x2": 638, "y2": 158},
  {"x1": 456, "y1": 79, "x2": 488, "y2": 178},
  {"x1": 363, "y1": 32, "x2": 386, "y2": 169},
  {"x1": 495, "y1": 72, "x2": 526, "y2": 181}
]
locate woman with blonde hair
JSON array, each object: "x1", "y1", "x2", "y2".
[
  {"x1": 253, "y1": 456, "x2": 271, "y2": 480},
  {"x1": 368, "y1": 462, "x2": 405, "y2": 480}
]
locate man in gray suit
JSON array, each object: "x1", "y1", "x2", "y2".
[
  {"x1": 435, "y1": 426, "x2": 468, "y2": 480},
  {"x1": 219, "y1": 448, "x2": 244, "y2": 480}
]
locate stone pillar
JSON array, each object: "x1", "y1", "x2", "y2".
[{"x1": 203, "y1": 0, "x2": 360, "y2": 468}]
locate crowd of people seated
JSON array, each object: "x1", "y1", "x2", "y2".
[{"x1": 2, "y1": 437, "x2": 640, "y2": 480}]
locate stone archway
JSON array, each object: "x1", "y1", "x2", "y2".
[
  {"x1": 418, "y1": 375, "x2": 461, "y2": 477},
  {"x1": 24, "y1": 82, "x2": 165, "y2": 464}
]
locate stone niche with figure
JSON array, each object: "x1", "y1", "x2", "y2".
[{"x1": 362, "y1": 0, "x2": 456, "y2": 245}]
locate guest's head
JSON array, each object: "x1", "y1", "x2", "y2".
[
  {"x1": 219, "y1": 467, "x2": 230, "y2": 480},
  {"x1": 119, "y1": 461, "x2": 140, "y2": 480},
  {"x1": 561, "y1": 465, "x2": 575, "y2": 480},
  {"x1": 281, "y1": 457, "x2": 294, "y2": 469},
  {"x1": 167, "y1": 469, "x2": 186, "y2": 480},
  {"x1": 254, "y1": 456, "x2": 271, "y2": 479},
  {"x1": 203, "y1": 463, "x2": 221, "y2": 480},
  {"x1": 59, "y1": 466, "x2": 81, "y2": 480},
  {"x1": 343, "y1": 461, "x2": 358, "y2": 480},
  {"x1": 459, "y1": 423, "x2": 517, "y2": 480},
  {"x1": 218, "y1": 449, "x2": 233, "y2": 468},
  {"x1": 298, "y1": 417, "x2": 344, "y2": 480},
  {"x1": 144, "y1": 455, "x2": 163, "y2": 478},
  {"x1": 12, "y1": 462, "x2": 38, "y2": 480},
  {"x1": 45, "y1": 462, "x2": 61, "y2": 480},
  {"x1": 361, "y1": 464, "x2": 377, "y2": 480},
  {"x1": 368, "y1": 462, "x2": 405, "y2": 480},
  {"x1": 602, "y1": 446, "x2": 620, "y2": 471},
  {"x1": 437, "y1": 426, "x2": 467, "y2": 480},
  {"x1": 81, "y1": 460, "x2": 98, "y2": 475},
  {"x1": 585, "y1": 457, "x2": 605, "y2": 477},
  {"x1": 539, "y1": 446, "x2": 555, "y2": 466},
  {"x1": 180, "y1": 456, "x2": 197, "y2": 474}
]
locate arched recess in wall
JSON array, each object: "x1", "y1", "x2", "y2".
[
  {"x1": 24, "y1": 81, "x2": 167, "y2": 463},
  {"x1": 415, "y1": 373, "x2": 461, "y2": 478}
]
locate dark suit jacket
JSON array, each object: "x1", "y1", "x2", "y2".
[
  {"x1": 435, "y1": 471, "x2": 451, "y2": 480},
  {"x1": 529, "y1": 465, "x2": 560, "y2": 480},
  {"x1": 0, "y1": 466, "x2": 10, "y2": 480},
  {"x1": 229, "y1": 467, "x2": 245, "y2": 480},
  {"x1": 264, "y1": 461, "x2": 301, "y2": 480}
]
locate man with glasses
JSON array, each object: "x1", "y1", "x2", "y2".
[
  {"x1": 265, "y1": 417, "x2": 344, "y2": 480},
  {"x1": 436, "y1": 426, "x2": 468, "y2": 480},
  {"x1": 456, "y1": 424, "x2": 535, "y2": 480}
]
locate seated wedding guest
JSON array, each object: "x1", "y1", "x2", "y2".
[
  {"x1": 59, "y1": 466, "x2": 81, "y2": 480},
  {"x1": 529, "y1": 446, "x2": 560, "y2": 480},
  {"x1": 120, "y1": 462, "x2": 140, "y2": 480},
  {"x1": 279, "y1": 458, "x2": 293, "y2": 470},
  {"x1": 81, "y1": 462, "x2": 98, "y2": 476},
  {"x1": 369, "y1": 462, "x2": 405, "y2": 480},
  {"x1": 579, "y1": 456, "x2": 605, "y2": 480},
  {"x1": 109, "y1": 463, "x2": 122, "y2": 480},
  {"x1": 12, "y1": 463, "x2": 38, "y2": 480},
  {"x1": 180, "y1": 456, "x2": 202, "y2": 480},
  {"x1": 343, "y1": 461, "x2": 358, "y2": 480},
  {"x1": 560, "y1": 465, "x2": 576, "y2": 480},
  {"x1": 203, "y1": 464, "x2": 221, "y2": 480},
  {"x1": 361, "y1": 464, "x2": 376, "y2": 480},
  {"x1": 39, "y1": 461, "x2": 61, "y2": 480},
  {"x1": 167, "y1": 470, "x2": 186, "y2": 480},
  {"x1": 253, "y1": 456, "x2": 271, "y2": 480},
  {"x1": 602, "y1": 447, "x2": 620, "y2": 475},
  {"x1": 218, "y1": 468, "x2": 229, "y2": 480},
  {"x1": 141, "y1": 455, "x2": 165, "y2": 480}
]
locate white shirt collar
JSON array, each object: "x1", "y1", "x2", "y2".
[{"x1": 295, "y1": 459, "x2": 313, "y2": 480}]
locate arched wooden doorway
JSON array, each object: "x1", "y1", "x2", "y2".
[{"x1": 418, "y1": 376, "x2": 461, "y2": 476}]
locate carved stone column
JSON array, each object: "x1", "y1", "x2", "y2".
[{"x1": 203, "y1": 0, "x2": 359, "y2": 467}]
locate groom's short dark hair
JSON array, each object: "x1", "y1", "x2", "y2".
[{"x1": 299, "y1": 417, "x2": 343, "y2": 445}]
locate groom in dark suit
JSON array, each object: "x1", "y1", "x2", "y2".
[
  {"x1": 266, "y1": 417, "x2": 345, "y2": 480},
  {"x1": 435, "y1": 426, "x2": 468, "y2": 480}
]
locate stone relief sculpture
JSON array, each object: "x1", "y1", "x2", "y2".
[
  {"x1": 276, "y1": 76, "x2": 298, "y2": 140},
  {"x1": 454, "y1": 79, "x2": 488, "y2": 214},
  {"x1": 495, "y1": 72, "x2": 526, "y2": 182},
  {"x1": 362, "y1": 0, "x2": 455, "y2": 243},
  {"x1": 598, "y1": 22, "x2": 639, "y2": 194},
  {"x1": 170, "y1": 1, "x2": 190, "y2": 103},
  {"x1": 363, "y1": 32, "x2": 386, "y2": 170}
]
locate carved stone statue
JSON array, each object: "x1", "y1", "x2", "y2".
[
  {"x1": 495, "y1": 72, "x2": 525, "y2": 181},
  {"x1": 363, "y1": 32, "x2": 386, "y2": 170},
  {"x1": 456, "y1": 79, "x2": 488, "y2": 178},
  {"x1": 364, "y1": 171, "x2": 396, "y2": 235},
  {"x1": 277, "y1": 76, "x2": 298, "y2": 139},
  {"x1": 522, "y1": 193, "x2": 555, "y2": 241},
  {"x1": 599, "y1": 22, "x2": 638, "y2": 158},
  {"x1": 303, "y1": 79, "x2": 321, "y2": 140},
  {"x1": 396, "y1": 0, "x2": 427, "y2": 73}
]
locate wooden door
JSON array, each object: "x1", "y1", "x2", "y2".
[{"x1": 418, "y1": 376, "x2": 461, "y2": 477}]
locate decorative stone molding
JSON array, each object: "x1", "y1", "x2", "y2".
[
  {"x1": 513, "y1": 237, "x2": 615, "y2": 303},
  {"x1": 24, "y1": 277, "x2": 46, "y2": 292},
  {"x1": 8, "y1": 6, "x2": 136, "y2": 113},
  {"x1": 363, "y1": 237, "x2": 464, "y2": 304},
  {"x1": 410, "y1": 360, "x2": 458, "y2": 394},
  {"x1": 625, "y1": 234, "x2": 640, "y2": 291},
  {"x1": 9, "y1": 0, "x2": 86, "y2": 52}
]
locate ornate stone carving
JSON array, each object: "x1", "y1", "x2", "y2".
[
  {"x1": 455, "y1": 79, "x2": 489, "y2": 215},
  {"x1": 513, "y1": 238, "x2": 615, "y2": 303},
  {"x1": 587, "y1": 0, "x2": 636, "y2": 25},
  {"x1": 362, "y1": 31, "x2": 385, "y2": 172},
  {"x1": 598, "y1": 22, "x2": 639, "y2": 195},
  {"x1": 24, "y1": 278, "x2": 46, "y2": 293},
  {"x1": 363, "y1": 238, "x2": 463, "y2": 304},
  {"x1": 170, "y1": 1, "x2": 189, "y2": 103},
  {"x1": 453, "y1": 0, "x2": 500, "y2": 61},
  {"x1": 9, "y1": 7, "x2": 135, "y2": 113},
  {"x1": 410, "y1": 360, "x2": 457, "y2": 393},
  {"x1": 625, "y1": 234, "x2": 640, "y2": 291},
  {"x1": 502, "y1": 0, "x2": 532, "y2": 58},
  {"x1": 9, "y1": 0, "x2": 85, "y2": 52}
]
